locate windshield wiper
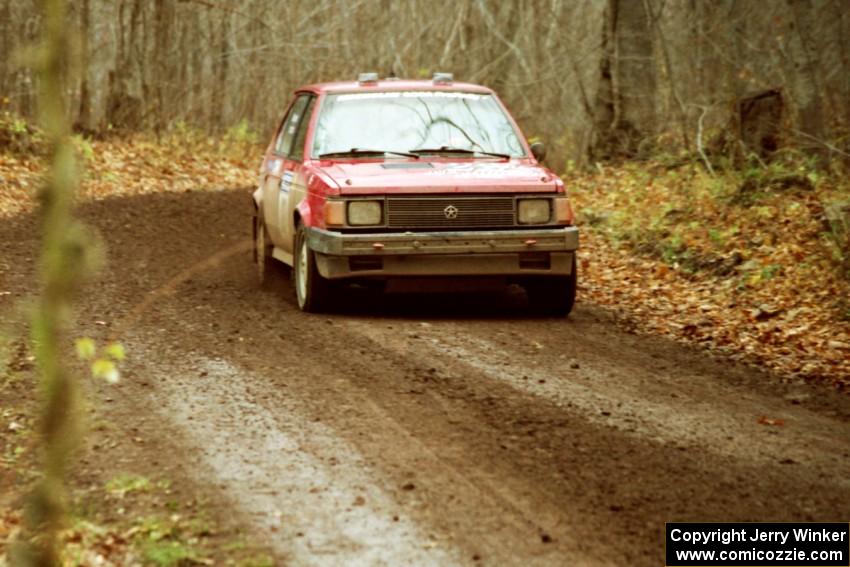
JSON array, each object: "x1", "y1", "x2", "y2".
[
  {"x1": 409, "y1": 146, "x2": 510, "y2": 159},
  {"x1": 318, "y1": 148, "x2": 419, "y2": 159}
]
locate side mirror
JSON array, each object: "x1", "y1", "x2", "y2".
[{"x1": 530, "y1": 142, "x2": 547, "y2": 162}]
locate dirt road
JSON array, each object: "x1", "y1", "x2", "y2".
[{"x1": 2, "y1": 189, "x2": 848, "y2": 566}]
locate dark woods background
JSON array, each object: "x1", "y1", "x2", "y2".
[{"x1": 1, "y1": 0, "x2": 848, "y2": 168}]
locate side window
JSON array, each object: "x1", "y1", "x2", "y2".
[
  {"x1": 289, "y1": 97, "x2": 316, "y2": 161},
  {"x1": 273, "y1": 95, "x2": 310, "y2": 156},
  {"x1": 272, "y1": 112, "x2": 291, "y2": 154}
]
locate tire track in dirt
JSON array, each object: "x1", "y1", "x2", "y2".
[
  {"x1": 128, "y1": 342, "x2": 465, "y2": 566},
  {"x1": 341, "y1": 318, "x2": 850, "y2": 471},
  {"x1": 136, "y1": 295, "x2": 603, "y2": 566}
]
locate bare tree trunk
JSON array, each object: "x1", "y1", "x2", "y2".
[
  {"x1": 836, "y1": 0, "x2": 850, "y2": 131},
  {"x1": 211, "y1": 11, "x2": 231, "y2": 131},
  {"x1": 106, "y1": 0, "x2": 144, "y2": 130},
  {"x1": 189, "y1": 8, "x2": 205, "y2": 127},
  {"x1": 786, "y1": 0, "x2": 827, "y2": 162},
  {"x1": 615, "y1": 0, "x2": 657, "y2": 137},
  {"x1": 714, "y1": 0, "x2": 751, "y2": 161},
  {"x1": 590, "y1": 2, "x2": 616, "y2": 161},
  {"x1": 76, "y1": 0, "x2": 91, "y2": 131},
  {"x1": 645, "y1": 0, "x2": 690, "y2": 149},
  {"x1": 136, "y1": 0, "x2": 151, "y2": 129},
  {"x1": 19, "y1": 12, "x2": 39, "y2": 118},
  {"x1": 694, "y1": 0, "x2": 739, "y2": 109},
  {"x1": 690, "y1": 0, "x2": 703, "y2": 100},
  {"x1": 0, "y1": 0, "x2": 10, "y2": 97},
  {"x1": 152, "y1": 0, "x2": 170, "y2": 134},
  {"x1": 590, "y1": 0, "x2": 657, "y2": 160}
]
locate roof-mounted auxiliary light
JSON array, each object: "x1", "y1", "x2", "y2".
[
  {"x1": 358, "y1": 72, "x2": 379, "y2": 85},
  {"x1": 432, "y1": 72, "x2": 453, "y2": 85}
]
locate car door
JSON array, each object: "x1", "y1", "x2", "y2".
[
  {"x1": 278, "y1": 95, "x2": 316, "y2": 256},
  {"x1": 261, "y1": 94, "x2": 312, "y2": 252}
]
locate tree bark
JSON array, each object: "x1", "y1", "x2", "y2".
[
  {"x1": 590, "y1": 0, "x2": 657, "y2": 160},
  {"x1": 76, "y1": 0, "x2": 91, "y2": 131},
  {"x1": 152, "y1": 0, "x2": 170, "y2": 133},
  {"x1": 211, "y1": 11, "x2": 231, "y2": 131},
  {"x1": 786, "y1": 0, "x2": 827, "y2": 162},
  {"x1": 0, "y1": 0, "x2": 10, "y2": 97},
  {"x1": 836, "y1": 0, "x2": 850, "y2": 130},
  {"x1": 645, "y1": 0, "x2": 689, "y2": 149}
]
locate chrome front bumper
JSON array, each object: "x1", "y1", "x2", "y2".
[{"x1": 305, "y1": 226, "x2": 579, "y2": 279}]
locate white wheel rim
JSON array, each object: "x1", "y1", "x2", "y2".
[{"x1": 297, "y1": 237, "x2": 308, "y2": 306}]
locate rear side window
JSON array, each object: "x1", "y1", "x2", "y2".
[
  {"x1": 274, "y1": 94, "x2": 311, "y2": 156},
  {"x1": 289, "y1": 97, "x2": 316, "y2": 161}
]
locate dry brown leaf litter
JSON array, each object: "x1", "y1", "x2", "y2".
[
  {"x1": 571, "y1": 162, "x2": 850, "y2": 388},
  {"x1": 0, "y1": 135, "x2": 256, "y2": 217}
]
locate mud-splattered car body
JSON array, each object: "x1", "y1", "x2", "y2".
[{"x1": 252, "y1": 75, "x2": 579, "y2": 314}]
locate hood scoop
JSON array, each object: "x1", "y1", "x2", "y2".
[{"x1": 380, "y1": 162, "x2": 434, "y2": 169}]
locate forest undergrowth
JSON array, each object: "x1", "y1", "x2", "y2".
[
  {"x1": 571, "y1": 156, "x2": 850, "y2": 386},
  {"x1": 0, "y1": 111, "x2": 257, "y2": 218}
]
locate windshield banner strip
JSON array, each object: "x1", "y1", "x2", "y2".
[{"x1": 336, "y1": 92, "x2": 486, "y2": 101}]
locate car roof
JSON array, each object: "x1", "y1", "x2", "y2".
[{"x1": 296, "y1": 79, "x2": 494, "y2": 95}]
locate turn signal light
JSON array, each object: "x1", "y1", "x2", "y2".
[
  {"x1": 554, "y1": 197, "x2": 574, "y2": 225},
  {"x1": 324, "y1": 201, "x2": 346, "y2": 227}
]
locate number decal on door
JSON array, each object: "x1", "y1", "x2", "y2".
[{"x1": 279, "y1": 170, "x2": 294, "y2": 193}]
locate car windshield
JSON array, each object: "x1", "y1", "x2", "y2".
[{"x1": 311, "y1": 91, "x2": 526, "y2": 158}]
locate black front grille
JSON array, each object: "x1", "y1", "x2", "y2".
[{"x1": 385, "y1": 196, "x2": 516, "y2": 229}]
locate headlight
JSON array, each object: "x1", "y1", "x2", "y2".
[
  {"x1": 518, "y1": 199, "x2": 551, "y2": 224},
  {"x1": 347, "y1": 201, "x2": 383, "y2": 226}
]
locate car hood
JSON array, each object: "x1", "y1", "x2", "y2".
[{"x1": 315, "y1": 160, "x2": 558, "y2": 195}]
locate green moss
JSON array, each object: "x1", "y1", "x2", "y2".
[
  {"x1": 142, "y1": 540, "x2": 198, "y2": 567},
  {"x1": 105, "y1": 473, "x2": 152, "y2": 497}
]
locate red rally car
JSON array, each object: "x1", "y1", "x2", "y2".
[{"x1": 252, "y1": 73, "x2": 579, "y2": 314}]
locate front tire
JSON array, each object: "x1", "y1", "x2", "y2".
[
  {"x1": 294, "y1": 224, "x2": 333, "y2": 312},
  {"x1": 524, "y1": 256, "x2": 577, "y2": 316}
]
